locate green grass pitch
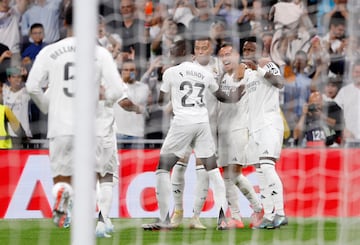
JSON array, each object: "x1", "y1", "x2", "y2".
[{"x1": 0, "y1": 218, "x2": 359, "y2": 245}]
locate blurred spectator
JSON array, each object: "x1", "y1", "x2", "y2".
[
  {"x1": 213, "y1": 0, "x2": 242, "y2": 28},
  {"x1": 293, "y1": 91, "x2": 337, "y2": 147},
  {"x1": 2, "y1": 66, "x2": 31, "y2": 148},
  {"x1": 0, "y1": 0, "x2": 29, "y2": 66},
  {"x1": 316, "y1": 0, "x2": 335, "y2": 35},
  {"x1": 97, "y1": 15, "x2": 122, "y2": 65},
  {"x1": 237, "y1": 0, "x2": 271, "y2": 37},
  {"x1": 334, "y1": 59, "x2": 360, "y2": 146},
  {"x1": 21, "y1": 0, "x2": 63, "y2": 44},
  {"x1": 140, "y1": 56, "x2": 171, "y2": 146},
  {"x1": 113, "y1": 0, "x2": 150, "y2": 75},
  {"x1": 321, "y1": 75, "x2": 344, "y2": 145},
  {"x1": 321, "y1": 12, "x2": 347, "y2": 76},
  {"x1": 306, "y1": 35, "x2": 330, "y2": 82},
  {"x1": 114, "y1": 59, "x2": 151, "y2": 148},
  {"x1": 21, "y1": 23, "x2": 47, "y2": 66},
  {"x1": 147, "y1": 3, "x2": 166, "y2": 41},
  {"x1": 269, "y1": 0, "x2": 315, "y2": 68},
  {"x1": 188, "y1": 0, "x2": 225, "y2": 46},
  {"x1": 210, "y1": 20, "x2": 231, "y2": 55},
  {"x1": 172, "y1": 0, "x2": 196, "y2": 29},
  {"x1": 151, "y1": 18, "x2": 182, "y2": 63},
  {"x1": 20, "y1": 22, "x2": 48, "y2": 143},
  {"x1": 282, "y1": 50, "x2": 312, "y2": 136},
  {"x1": 0, "y1": 43, "x2": 12, "y2": 83},
  {"x1": 322, "y1": 0, "x2": 348, "y2": 35}
]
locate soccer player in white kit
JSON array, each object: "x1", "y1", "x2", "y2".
[
  {"x1": 26, "y1": 5, "x2": 137, "y2": 229},
  {"x1": 217, "y1": 43, "x2": 264, "y2": 228},
  {"x1": 170, "y1": 37, "x2": 224, "y2": 230},
  {"x1": 241, "y1": 37, "x2": 288, "y2": 229},
  {"x1": 142, "y1": 38, "x2": 245, "y2": 231}
]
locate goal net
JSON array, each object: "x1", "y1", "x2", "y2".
[{"x1": 1, "y1": 0, "x2": 360, "y2": 245}]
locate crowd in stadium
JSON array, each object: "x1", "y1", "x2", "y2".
[{"x1": 0, "y1": 0, "x2": 359, "y2": 149}]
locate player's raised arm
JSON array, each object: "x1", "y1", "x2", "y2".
[{"x1": 242, "y1": 59, "x2": 285, "y2": 89}]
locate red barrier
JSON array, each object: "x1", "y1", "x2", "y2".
[{"x1": 0, "y1": 148, "x2": 360, "y2": 218}]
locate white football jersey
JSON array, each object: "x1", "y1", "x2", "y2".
[
  {"x1": 26, "y1": 37, "x2": 127, "y2": 138},
  {"x1": 217, "y1": 73, "x2": 247, "y2": 133},
  {"x1": 96, "y1": 101, "x2": 116, "y2": 138},
  {"x1": 193, "y1": 56, "x2": 223, "y2": 139},
  {"x1": 193, "y1": 56, "x2": 223, "y2": 119},
  {"x1": 161, "y1": 61, "x2": 219, "y2": 125},
  {"x1": 244, "y1": 62, "x2": 283, "y2": 133}
]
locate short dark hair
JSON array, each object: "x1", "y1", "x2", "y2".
[
  {"x1": 30, "y1": 23, "x2": 44, "y2": 31},
  {"x1": 243, "y1": 36, "x2": 264, "y2": 51},
  {"x1": 171, "y1": 37, "x2": 191, "y2": 57},
  {"x1": 64, "y1": 4, "x2": 73, "y2": 26},
  {"x1": 218, "y1": 41, "x2": 238, "y2": 53},
  {"x1": 329, "y1": 12, "x2": 346, "y2": 27},
  {"x1": 194, "y1": 36, "x2": 212, "y2": 42}
]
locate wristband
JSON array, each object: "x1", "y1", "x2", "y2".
[{"x1": 257, "y1": 66, "x2": 267, "y2": 77}]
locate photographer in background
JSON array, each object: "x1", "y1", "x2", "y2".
[{"x1": 293, "y1": 91, "x2": 337, "y2": 147}]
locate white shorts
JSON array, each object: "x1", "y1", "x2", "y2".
[
  {"x1": 49, "y1": 136, "x2": 74, "y2": 177},
  {"x1": 160, "y1": 122, "x2": 215, "y2": 158},
  {"x1": 247, "y1": 124, "x2": 284, "y2": 163},
  {"x1": 95, "y1": 133, "x2": 118, "y2": 177},
  {"x1": 218, "y1": 128, "x2": 248, "y2": 167}
]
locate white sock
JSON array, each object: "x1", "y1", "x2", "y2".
[
  {"x1": 171, "y1": 162, "x2": 187, "y2": 211},
  {"x1": 207, "y1": 168, "x2": 227, "y2": 214},
  {"x1": 98, "y1": 182, "x2": 113, "y2": 220},
  {"x1": 156, "y1": 169, "x2": 171, "y2": 222},
  {"x1": 256, "y1": 168, "x2": 274, "y2": 220},
  {"x1": 235, "y1": 174, "x2": 262, "y2": 213},
  {"x1": 193, "y1": 165, "x2": 209, "y2": 217},
  {"x1": 224, "y1": 177, "x2": 241, "y2": 220},
  {"x1": 260, "y1": 161, "x2": 285, "y2": 216}
]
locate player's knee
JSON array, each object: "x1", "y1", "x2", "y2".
[
  {"x1": 157, "y1": 153, "x2": 179, "y2": 171},
  {"x1": 201, "y1": 155, "x2": 218, "y2": 171},
  {"x1": 98, "y1": 173, "x2": 113, "y2": 183}
]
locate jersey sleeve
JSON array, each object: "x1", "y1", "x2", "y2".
[
  {"x1": 264, "y1": 62, "x2": 281, "y2": 76},
  {"x1": 207, "y1": 74, "x2": 219, "y2": 93},
  {"x1": 160, "y1": 69, "x2": 172, "y2": 93},
  {"x1": 25, "y1": 48, "x2": 50, "y2": 114}
]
